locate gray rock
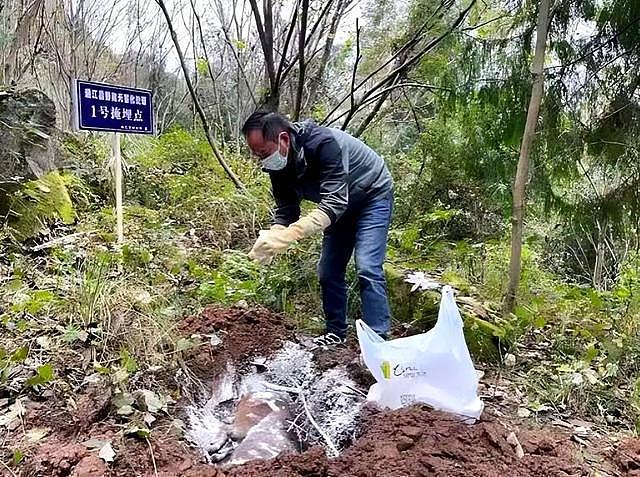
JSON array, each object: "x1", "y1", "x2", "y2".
[{"x1": 0, "y1": 89, "x2": 58, "y2": 190}]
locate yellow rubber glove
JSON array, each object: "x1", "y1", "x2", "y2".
[
  {"x1": 246, "y1": 224, "x2": 287, "y2": 264},
  {"x1": 247, "y1": 209, "x2": 331, "y2": 264},
  {"x1": 288, "y1": 208, "x2": 331, "y2": 240},
  {"x1": 248, "y1": 230, "x2": 276, "y2": 265}
]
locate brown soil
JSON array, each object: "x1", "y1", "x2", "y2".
[
  {"x1": 614, "y1": 439, "x2": 640, "y2": 475},
  {"x1": 22, "y1": 379, "x2": 115, "y2": 439},
  {"x1": 22, "y1": 405, "x2": 637, "y2": 477},
  {"x1": 178, "y1": 305, "x2": 295, "y2": 376},
  {"x1": 226, "y1": 406, "x2": 587, "y2": 477},
  {"x1": 13, "y1": 306, "x2": 640, "y2": 477},
  {"x1": 73, "y1": 381, "x2": 113, "y2": 431}
]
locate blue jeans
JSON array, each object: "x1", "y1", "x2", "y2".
[{"x1": 318, "y1": 193, "x2": 393, "y2": 339}]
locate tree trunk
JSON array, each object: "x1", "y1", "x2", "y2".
[
  {"x1": 306, "y1": 0, "x2": 343, "y2": 108},
  {"x1": 248, "y1": 0, "x2": 279, "y2": 110},
  {"x1": 155, "y1": 0, "x2": 244, "y2": 190},
  {"x1": 503, "y1": 0, "x2": 550, "y2": 316},
  {"x1": 293, "y1": 0, "x2": 309, "y2": 120},
  {"x1": 593, "y1": 218, "x2": 606, "y2": 291},
  {"x1": 352, "y1": 50, "x2": 406, "y2": 136},
  {"x1": 190, "y1": 7, "x2": 198, "y2": 131},
  {"x1": 190, "y1": 0, "x2": 231, "y2": 140}
]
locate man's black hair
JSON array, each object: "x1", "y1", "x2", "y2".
[{"x1": 241, "y1": 110, "x2": 293, "y2": 141}]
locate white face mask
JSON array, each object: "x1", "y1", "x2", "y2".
[{"x1": 261, "y1": 132, "x2": 288, "y2": 171}]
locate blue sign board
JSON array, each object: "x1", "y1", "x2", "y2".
[{"x1": 73, "y1": 79, "x2": 154, "y2": 134}]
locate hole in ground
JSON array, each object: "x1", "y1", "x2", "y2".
[{"x1": 184, "y1": 341, "x2": 366, "y2": 467}]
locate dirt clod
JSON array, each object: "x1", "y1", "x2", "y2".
[
  {"x1": 70, "y1": 454, "x2": 108, "y2": 477},
  {"x1": 74, "y1": 381, "x2": 112, "y2": 430},
  {"x1": 22, "y1": 440, "x2": 88, "y2": 477},
  {"x1": 396, "y1": 435, "x2": 415, "y2": 451},
  {"x1": 614, "y1": 439, "x2": 640, "y2": 473},
  {"x1": 401, "y1": 425, "x2": 423, "y2": 440}
]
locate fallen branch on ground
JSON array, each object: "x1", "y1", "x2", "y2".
[
  {"x1": 31, "y1": 231, "x2": 95, "y2": 251},
  {"x1": 298, "y1": 388, "x2": 340, "y2": 457}
]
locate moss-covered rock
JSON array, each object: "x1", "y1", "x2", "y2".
[
  {"x1": 0, "y1": 88, "x2": 70, "y2": 241},
  {"x1": 0, "y1": 88, "x2": 58, "y2": 187},
  {"x1": 386, "y1": 264, "x2": 440, "y2": 327},
  {"x1": 4, "y1": 171, "x2": 75, "y2": 241},
  {"x1": 385, "y1": 264, "x2": 506, "y2": 362}
]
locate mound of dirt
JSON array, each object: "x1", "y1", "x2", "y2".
[
  {"x1": 22, "y1": 404, "x2": 631, "y2": 477},
  {"x1": 226, "y1": 406, "x2": 587, "y2": 477},
  {"x1": 614, "y1": 439, "x2": 640, "y2": 474},
  {"x1": 179, "y1": 305, "x2": 295, "y2": 375}
]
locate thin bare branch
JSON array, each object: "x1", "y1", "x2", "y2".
[
  {"x1": 322, "y1": 0, "x2": 472, "y2": 126},
  {"x1": 155, "y1": 0, "x2": 244, "y2": 190},
  {"x1": 293, "y1": 0, "x2": 310, "y2": 121}
]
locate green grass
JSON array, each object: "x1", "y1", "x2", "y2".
[{"x1": 2, "y1": 126, "x2": 640, "y2": 432}]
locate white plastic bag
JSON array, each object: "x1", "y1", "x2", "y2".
[{"x1": 356, "y1": 285, "x2": 483, "y2": 419}]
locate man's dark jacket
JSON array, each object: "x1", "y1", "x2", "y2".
[{"x1": 269, "y1": 120, "x2": 393, "y2": 226}]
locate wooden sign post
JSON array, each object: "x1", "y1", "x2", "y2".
[
  {"x1": 111, "y1": 132, "x2": 124, "y2": 244},
  {"x1": 72, "y1": 79, "x2": 154, "y2": 245}
]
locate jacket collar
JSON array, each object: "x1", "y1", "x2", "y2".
[{"x1": 290, "y1": 120, "x2": 315, "y2": 179}]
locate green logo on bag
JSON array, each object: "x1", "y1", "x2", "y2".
[{"x1": 381, "y1": 361, "x2": 391, "y2": 379}]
